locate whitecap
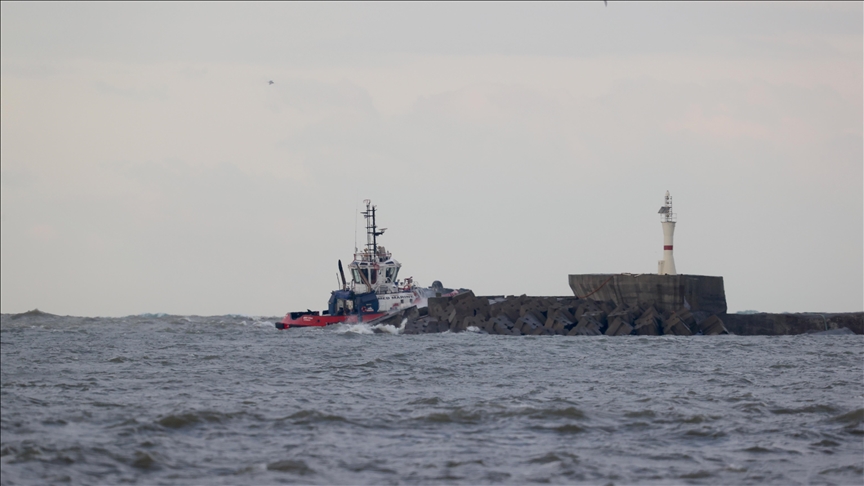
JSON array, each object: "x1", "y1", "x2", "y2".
[
  {"x1": 334, "y1": 323, "x2": 375, "y2": 335},
  {"x1": 371, "y1": 323, "x2": 401, "y2": 335}
]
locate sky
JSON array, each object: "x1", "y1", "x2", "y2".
[{"x1": 1, "y1": 2, "x2": 862, "y2": 317}]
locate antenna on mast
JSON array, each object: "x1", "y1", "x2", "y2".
[{"x1": 360, "y1": 199, "x2": 387, "y2": 262}]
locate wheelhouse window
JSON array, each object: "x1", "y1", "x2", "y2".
[{"x1": 352, "y1": 267, "x2": 376, "y2": 285}]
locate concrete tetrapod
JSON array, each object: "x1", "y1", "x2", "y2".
[
  {"x1": 605, "y1": 317, "x2": 634, "y2": 336},
  {"x1": 697, "y1": 315, "x2": 728, "y2": 335},
  {"x1": 634, "y1": 306, "x2": 662, "y2": 336},
  {"x1": 516, "y1": 311, "x2": 545, "y2": 335},
  {"x1": 662, "y1": 311, "x2": 693, "y2": 336},
  {"x1": 569, "y1": 315, "x2": 605, "y2": 336}
]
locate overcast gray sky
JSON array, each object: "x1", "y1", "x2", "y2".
[{"x1": 2, "y1": 2, "x2": 862, "y2": 317}]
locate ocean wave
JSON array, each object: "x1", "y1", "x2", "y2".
[
  {"x1": 155, "y1": 410, "x2": 251, "y2": 429},
  {"x1": 831, "y1": 408, "x2": 864, "y2": 424},
  {"x1": 412, "y1": 405, "x2": 589, "y2": 424},
  {"x1": 770, "y1": 404, "x2": 840, "y2": 415},
  {"x1": 279, "y1": 410, "x2": 350, "y2": 425},
  {"x1": 266, "y1": 459, "x2": 315, "y2": 475}
]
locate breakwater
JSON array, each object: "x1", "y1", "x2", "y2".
[
  {"x1": 374, "y1": 282, "x2": 863, "y2": 336},
  {"x1": 566, "y1": 273, "x2": 862, "y2": 335},
  {"x1": 386, "y1": 291, "x2": 730, "y2": 336},
  {"x1": 724, "y1": 312, "x2": 864, "y2": 335}
]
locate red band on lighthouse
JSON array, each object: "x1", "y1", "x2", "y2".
[{"x1": 664, "y1": 245, "x2": 673, "y2": 250}]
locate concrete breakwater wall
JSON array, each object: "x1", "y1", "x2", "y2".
[
  {"x1": 723, "y1": 312, "x2": 864, "y2": 335},
  {"x1": 376, "y1": 291, "x2": 730, "y2": 336},
  {"x1": 568, "y1": 274, "x2": 727, "y2": 315}
]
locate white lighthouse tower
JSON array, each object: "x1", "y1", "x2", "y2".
[{"x1": 657, "y1": 191, "x2": 677, "y2": 275}]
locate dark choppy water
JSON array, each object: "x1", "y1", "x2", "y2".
[{"x1": 1, "y1": 314, "x2": 862, "y2": 485}]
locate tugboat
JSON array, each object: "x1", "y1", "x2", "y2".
[{"x1": 276, "y1": 200, "x2": 458, "y2": 330}]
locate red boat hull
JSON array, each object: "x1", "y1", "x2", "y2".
[{"x1": 276, "y1": 312, "x2": 386, "y2": 330}]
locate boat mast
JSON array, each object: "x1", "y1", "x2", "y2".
[
  {"x1": 362, "y1": 199, "x2": 385, "y2": 262},
  {"x1": 370, "y1": 202, "x2": 377, "y2": 260}
]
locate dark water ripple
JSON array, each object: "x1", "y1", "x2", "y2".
[{"x1": 1, "y1": 314, "x2": 862, "y2": 485}]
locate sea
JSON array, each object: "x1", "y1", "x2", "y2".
[{"x1": 1, "y1": 313, "x2": 862, "y2": 485}]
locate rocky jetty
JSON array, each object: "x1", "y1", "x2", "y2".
[{"x1": 372, "y1": 292, "x2": 731, "y2": 336}]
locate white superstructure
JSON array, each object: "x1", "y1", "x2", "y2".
[
  {"x1": 657, "y1": 191, "x2": 677, "y2": 275},
  {"x1": 342, "y1": 199, "x2": 447, "y2": 312}
]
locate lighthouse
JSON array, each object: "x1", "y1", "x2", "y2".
[{"x1": 657, "y1": 191, "x2": 677, "y2": 275}]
